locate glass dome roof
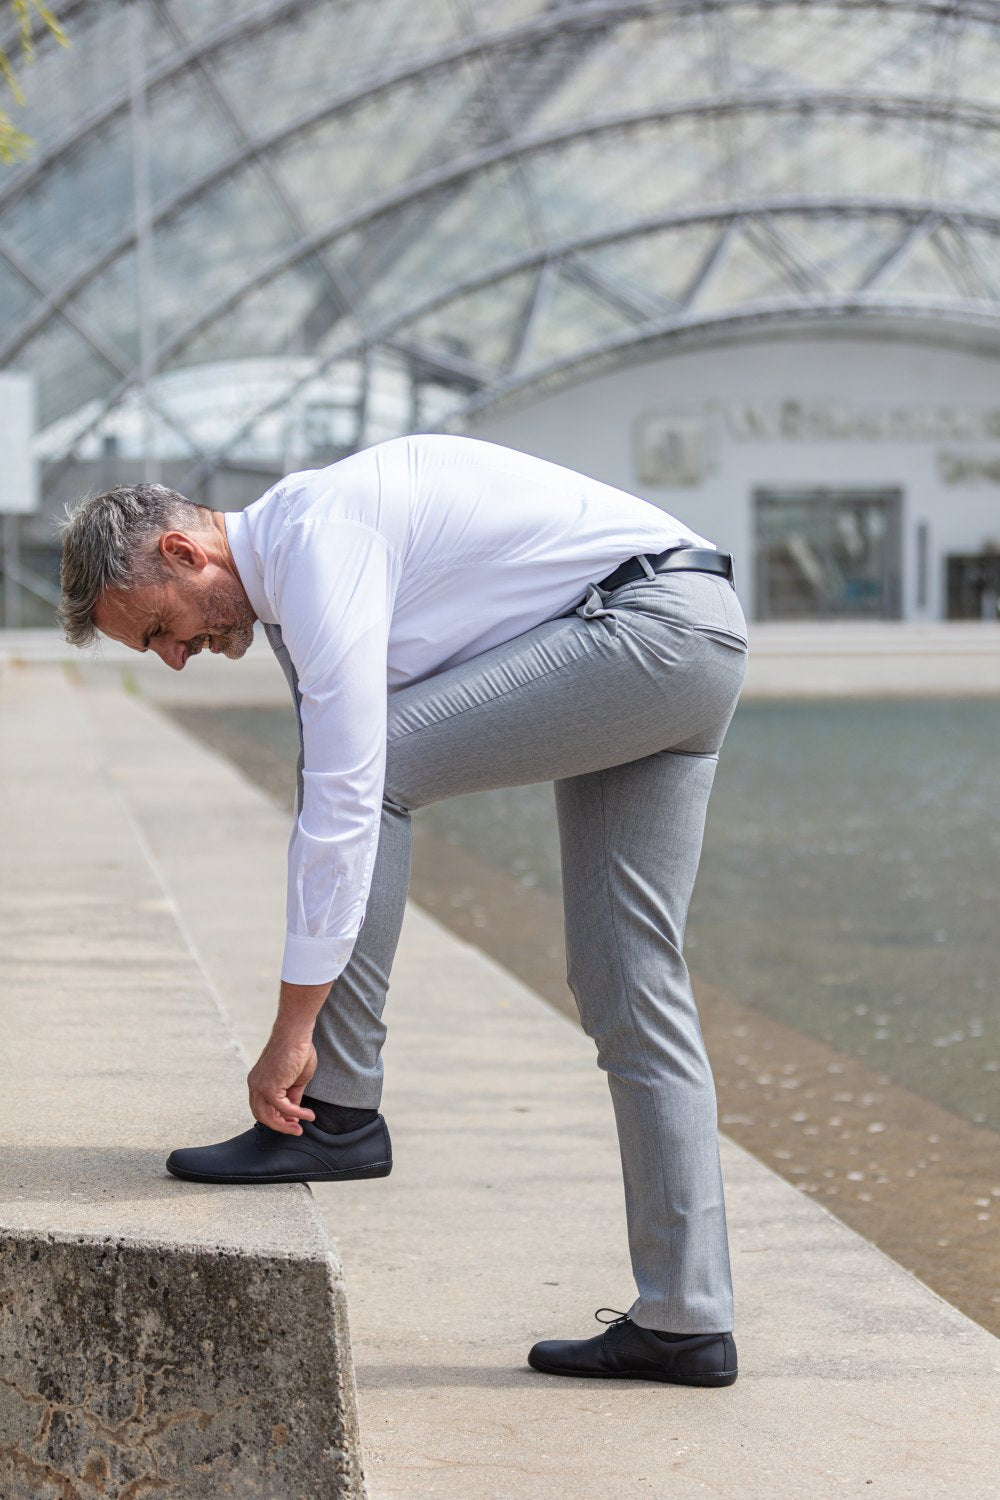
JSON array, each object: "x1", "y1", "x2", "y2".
[{"x1": 4, "y1": 0, "x2": 1000, "y2": 486}]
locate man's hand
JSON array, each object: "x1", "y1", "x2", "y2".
[
  {"x1": 247, "y1": 1028, "x2": 318, "y2": 1136},
  {"x1": 247, "y1": 979, "x2": 335, "y2": 1135}
]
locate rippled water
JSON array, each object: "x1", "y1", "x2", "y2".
[{"x1": 416, "y1": 699, "x2": 1000, "y2": 1132}]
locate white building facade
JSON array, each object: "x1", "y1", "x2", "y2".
[{"x1": 472, "y1": 334, "x2": 1000, "y2": 623}]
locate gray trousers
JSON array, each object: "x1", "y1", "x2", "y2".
[{"x1": 268, "y1": 567, "x2": 748, "y2": 1333}]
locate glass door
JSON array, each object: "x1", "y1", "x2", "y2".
[{"x1": 754, "y1": 488, "x2": 902, "y2": 620}]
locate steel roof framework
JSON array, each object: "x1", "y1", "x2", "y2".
[{"x1": 3, "y1": 0, "x2": 1000, "y2": 487}]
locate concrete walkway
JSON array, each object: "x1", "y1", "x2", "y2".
[
  {"x1": 3, "y1": 651, "x2": 1000, "y2": 1498},
  {"x1": 0, "y1": 661, "x2": 363, "y2": 1497}
]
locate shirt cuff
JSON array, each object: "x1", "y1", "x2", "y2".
[{"x1": 280, "y1": 931, "x2": 355, "y2": 986}]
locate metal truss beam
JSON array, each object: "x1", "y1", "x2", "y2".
[
  {"x1": 11, "y1": 80, "x2": 1000, "y2": 372},
  {"x1": 10, "y1": 0, "x2": 1000, "y2": 67},
  {"x1": 0, "y1": 233, "x2": 206, "y2": 460},
  {"x1": 385, "y1": 335, "x2": 491, "y2": 388},
  {"x1": 9, "y1": 0, "x2": 1000, "y2": 222},
  {"x1": 445, "y1": 295, "x2": 1000, "y2": 426},
  {"x1": 7, "y1": 0, "x2": 1000, "y2": 206},
  {"x1": 0, "y1": 0, "x2": 314, "y2": 212},
  {"x1": 0, "y1": 0, "x2": 701, "y2": 217},
  {"x1": 158, "y1": 194, "x2": 1000, "y2": 382},
  {"x1": 40, "y1": 195, "x2": 1000, "y2": 480}
]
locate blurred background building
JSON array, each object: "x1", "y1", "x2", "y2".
[{"x1": 3, "y1": 0, "x2": 1000, "y2": 624}]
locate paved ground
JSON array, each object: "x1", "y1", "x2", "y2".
[
  {"x1": 2, "y1": 649, "x2": 996, "y2": 1497},
  {"x1": 0, "y1": 660, "x2": 364, "y2": 1497}
]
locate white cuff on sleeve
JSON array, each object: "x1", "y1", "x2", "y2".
[{"x1": 280, "y1": 931, "x2": 355, "y2": 986}]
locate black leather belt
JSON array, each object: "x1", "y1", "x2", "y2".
[{"x1": 597, "y1": 546, "x2": 735, "y2": 592}]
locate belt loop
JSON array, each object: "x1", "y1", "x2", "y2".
[{"x1": 637, "y1": 553, "x2": 657, "y2": 580}]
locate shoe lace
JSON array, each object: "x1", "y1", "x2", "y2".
[{"x1": 594, "y1": 1307, "x2": 630, "y2": 1329}]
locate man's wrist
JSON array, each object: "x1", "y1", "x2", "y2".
[{"x1": 275, "y1": 979, "x2": 334, "y2": 1038}]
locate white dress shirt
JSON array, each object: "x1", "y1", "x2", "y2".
[{"x1": 224, "y1": 434, "x2": 715, "y2": 985}]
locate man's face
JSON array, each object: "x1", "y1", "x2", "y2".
[{"x1": 93, "y1": 551, "x2": 256, "y2": 670}]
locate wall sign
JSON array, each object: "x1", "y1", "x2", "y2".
[
  {"x1": 726, "y1": 399, "x2": 1000, "y2": 443},
  {"x1": 635, "y1": 412, "x2": 705, "y2": 486},
  {"x1": 938, "y1": 451, "x2": 1000, "y2": 485}
]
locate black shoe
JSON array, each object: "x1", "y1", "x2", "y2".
[
  {"x1": 165, "y1": 1115, "x2": 392, "y2": 1184},
  {"x1": 528, "y1": 1309, "x2": 737, "y2": 1386}
]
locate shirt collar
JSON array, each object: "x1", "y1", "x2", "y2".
[{"x1": 224, "y1": 509, "x2": 277, "y2": 625}]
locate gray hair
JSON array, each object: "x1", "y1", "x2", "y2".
[{"x1": 58, "y1": 483, "x2": 214, "y2": 648}]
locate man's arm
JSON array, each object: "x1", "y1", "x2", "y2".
[
  {"x1": 247, "y1": 980, "x2": 332, "y2": 1134},
  {"x1": 248, "y1": 516, "x2": 399, "y2": 1134}
]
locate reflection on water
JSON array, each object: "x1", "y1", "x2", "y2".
[{"x1": 415, "y1": 699, "x2": 1000, "y2": 1133}]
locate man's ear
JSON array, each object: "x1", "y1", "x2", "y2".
[{"x1": 159, "y1": 530, "x2": 209, "y2": 573}]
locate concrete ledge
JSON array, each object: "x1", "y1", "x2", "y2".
[
  {"x1": 745, "y1": 620, "x2": 1000, "y2": 696},
  {"x1": 0, "y1": 1232, "x2": 358, "y2": 1499},
  {"x1": 0, "y1": 662, "x2": 364, "y2": 1498},
  {"x1": 3, "y1": 622, "x2": 1000, "y2": 700}
]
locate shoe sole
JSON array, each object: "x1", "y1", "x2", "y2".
[
  {"x1": 526, "y1": 1352, "x2": 737, "y2": 1387},
  {"x1": 165, "y1": 1160, "x2": 393, "y2": 1185}
]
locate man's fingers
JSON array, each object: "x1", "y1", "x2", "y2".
[
  {"x1": 276, "y1": 1095, "x2": 313, "y2": 1120},
  {"x1": 256, "y1": 1104, "x2": 303, "y2": 1135},
  {"x1": 285, "y1": 1081, "x2": 315, "y2": 1118},
  {"x1": 250, "y1": 1090, "x2": 314, "y2": 1133}
]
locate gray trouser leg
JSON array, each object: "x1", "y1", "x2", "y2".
[
  {"x1": 555, "y1": 751, "x2": 733, "y2": 1333},
  {"x1": 292, "y1": 572, "x2": 747, "y2": 1332}
]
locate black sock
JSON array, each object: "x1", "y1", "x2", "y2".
[
  {"x1": 650, "y1": 1329, "x2": 722, "y2": 1343},
  {"x1": 302, "y1": 1095, "x2": 378, "y2": 1134}
]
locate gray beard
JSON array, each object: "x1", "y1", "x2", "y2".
[{"x1": 196, "y1": 579, "x2": 257, "y2": 659}]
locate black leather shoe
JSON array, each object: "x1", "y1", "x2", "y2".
[
  {"x1": 528, "y1": 1309, "x2": 737, "y2": 1386},
  {"x1": 166, "y1": 1115, "x2": 392, "y2": 1184}
]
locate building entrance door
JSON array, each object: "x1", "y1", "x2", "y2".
[
  {"x1": 945, "y1": 552, "x2": 1000, "y2": 620},
  {"x1": 754, "y1": 488, "x2": 902, "y2": 620}
]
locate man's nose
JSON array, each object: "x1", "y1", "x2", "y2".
[{"x1": 153, "y1": 638, "x2": 186, "y2": 671}]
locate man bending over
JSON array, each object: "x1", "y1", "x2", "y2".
[{"x1": 59, "y1": 434, "x2": 748, "y2": 1387}]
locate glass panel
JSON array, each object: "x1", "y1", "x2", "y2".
[
  {"x1": 10, "y1": 0, "x2": 177, "y2": 158},
  {"x1": 175, "y1": 257, "x2": 350, "y2": 367},
  {"x1": 159, "y1": 0, "x2": 239, "y2": 43},
  {"x1": 694, "y1": 226, "x2": 799, "y2": 312},
  {"x1": 954, "y1": 20, "x2": 1000, "y2": 107},
  {"x1": 755, "y1": 488, "x2": 902, "y2": 621},
  {"x1": 14, "y1": 319, "x2": 119, "y2": 428},
  {"x1": 363, "y1": 347, "x2": 415, "y2": 443},
  {"x1": 874, "y1": 232, "x2": 964, "y2": 300},
  {"x1": 144, "y1": 69, "x2": 244, "y2": 202},
  {"x1": 771, "y1": 213, "x2": 914, "y2": 296},
  {"x1": 351, "y1": 164, "x2": 535, "y2": 325},
  {"x1": 530, "y1": 12, "x2": 715, "y2": 132},
  {"x1": 474, "y1": 0, "x2": 544, "y2": 25},
  {"x1": 0, "y1": 255, "x2": 40, "y2": 327},
  {"x1": 3, "y1": 114, "x2": 136, "y2": 284},
  {"x1": 210, "y1": 0, "x2": 462, "y2": 139},
  {"x1": 943, "y1": 125, "x2": 1000, "y2": 214},
  {"x1": 744, "y1": 109, "x2": 922, "y2": 199},
  {"x1": 516, "y1": 270, "x2": 636, "y2": 368},
  {"x1": 64, "y1": 166, "x2": 297, "y2": 375},
  {"x1": 726, "y1": 3, "x2": 936, "y2": 95},
  {"x1": 532, "y1": 118, "x2": 723, "y2": 243},
  {"x1": 226, "y1": 355, "x2": 368, "y2": 468},
  {"x1": 582, "y1": 223, "x2": 727, "y2": 306},
  {"x1": 269, "y1": 59, "x2": 489, "y2": 236},
  {"x1": 149, "y1": 165, "x2": 300, "y2": 334},
  {"x1": 398, "y1": 270, "x2": 537, "y2": 372},
  {"x1": 960, "y1": 229, "x2": 1000, "y2": 298}
]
